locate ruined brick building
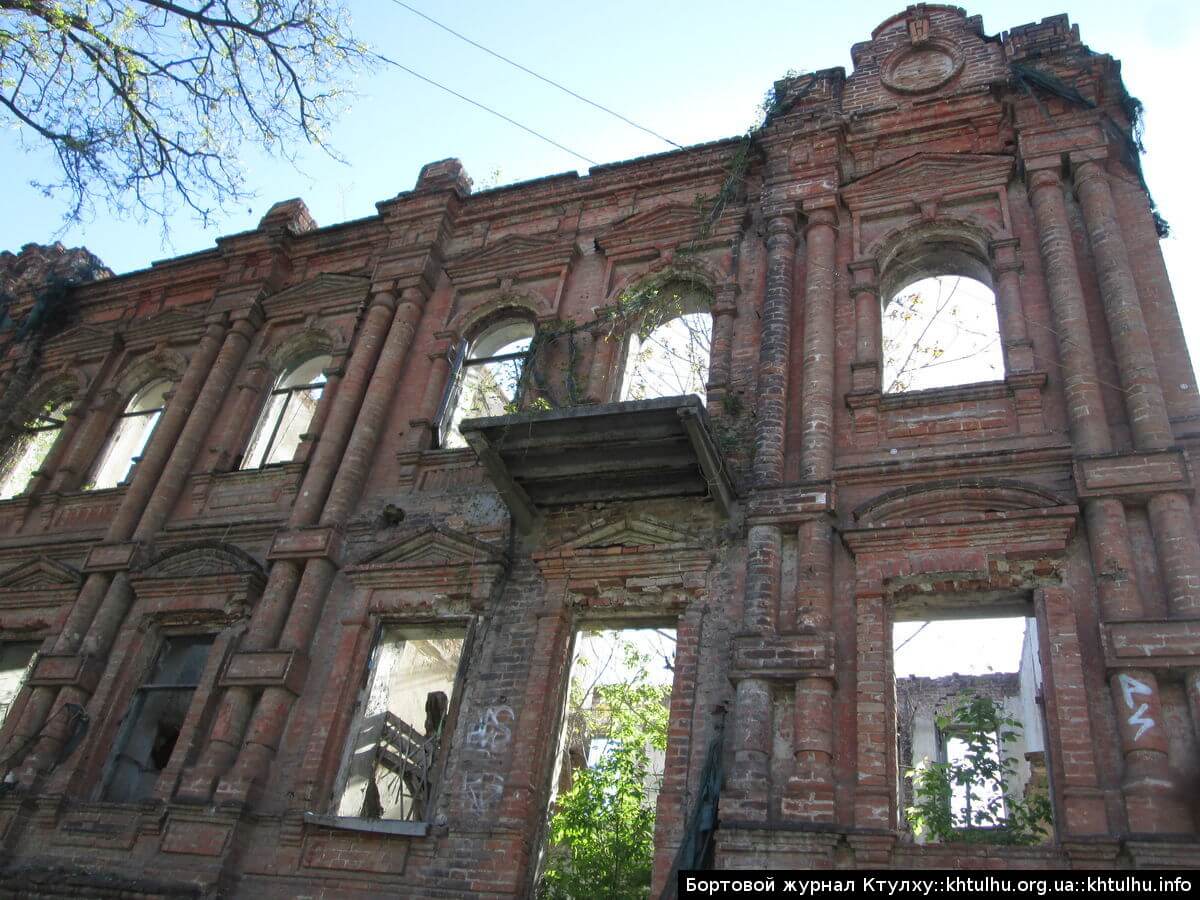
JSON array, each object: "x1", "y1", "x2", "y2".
[{"x1": 0, "y1": 5, "x2": 1198, "y2": 896}]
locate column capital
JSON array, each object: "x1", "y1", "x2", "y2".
[
  {"x1": 1071, "y1": 156, "x2": 1109, "y2": 192},
  {"x1": 803, "y1": 206, "x2": 838, "y2": 236},
  {"x1": 365, "y1": 288, "x2": 397, "y2": 314},
  {"x1": 765, "y1": 210, "x2": 799, "y2": 239},
  {"x1": 1025, "y1": 166, "x2": 1062, "y2": 193}
]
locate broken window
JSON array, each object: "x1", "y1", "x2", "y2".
[
  {"x1": 102, "y1": 634, "x2": 213, "y2": 802},
  {"x1": 618, "y1": 286, "x2": 712, "y2": 403},
  {"x1": 89, "y1": 379, "x2": 170, "y2": 490},
  {"x1": 333, "y1": 625, "x2": 466, "y2": 821},
  {"x1": 241, "y1": 354, "x2": 332, "y2": 469},
  {"x1": 539, "y1": 627, "x2": 675, "y2": 897},
  {"x1": 0, "y1": 642, "x2": 39, "y2": 727},
  {"x1": 882, "y1": 275, "x2": 1002, "y2": 394},
  {"x1": 0, "y1": 398, "x2": 69, "y2": 500},
  {"x1": 437, "y1": 320, "x2": 534, "y2": 449},
  {"x1": 894, "y1": 610, "x2": 1050, "y2": 841}
]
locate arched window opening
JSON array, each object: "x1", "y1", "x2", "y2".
[
  {"x1": 0, "y1": 398, "x2": 70, "y2": 500},
  {"x1": 241, "y1": 354, "x2": 332, "y2": 469},
  {"x1": 89, "y1": 379, "x2": 171, "y2": 490},
  {"x1": 882, "y1": 275, "x2": 1002, "y2": 394},
  {"x1": 618, "y1": 286, "x2": 712, "y2": 403},
  {"x1": 438, "y1": 320, "x2": 534, "y2": 449}
]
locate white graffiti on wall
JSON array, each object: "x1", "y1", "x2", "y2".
[
  {"x1": 1117, "y1": 673, "x2": 1155, "y2": 742},
  {"x1": 465, "y1": 772, "x2": 505, "y2": 813},
  {"x1": 467, "y1": 705, "x2": 514, "y2": 756}
]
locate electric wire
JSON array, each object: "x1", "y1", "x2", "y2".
[
  {"x1": 384, "y1": 0, "x2": 683, "y2": 150},
  {"x1": 371, "y1": 51, "x2": 599, "y2": 166}
]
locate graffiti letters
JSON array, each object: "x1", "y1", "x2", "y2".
[
  {"x1": 466, "y1": 705, "x2": 514, "y2": 756},
  {"x1": 1117, "y1": 673, "x2": 1155, "y2": 741}
]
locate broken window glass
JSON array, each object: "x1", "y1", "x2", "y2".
[
  {"x1": 102, "y1": 634, "x2": 212, "y2": 802},
  {"x1": 333, "y1": 626, "x2": 465, "y2": 821}
]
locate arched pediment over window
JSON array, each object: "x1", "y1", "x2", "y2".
[{"x1": 853, "y1": 478, "x2": 1070, "y2": 528}]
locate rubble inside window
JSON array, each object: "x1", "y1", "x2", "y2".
[{"x1": 334, "y1": 626, "x2": 465, "y2": 822}]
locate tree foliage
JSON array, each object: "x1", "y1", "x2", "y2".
[
  {"x1": 539, "y1": 640, "x2": 670, "y2": 900},
  {"x1": 906, "y1": 693, "x2": 1052, "y2": 845},
  {"x1": 0, "y1": 0, "x2": 370, "y2": 223}
]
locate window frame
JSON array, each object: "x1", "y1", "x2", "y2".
[
  {"x1": 88, "y1": 379, "x2": 171, "y2": 491},
  {"x1": 436, "y1": 318, "x2": 535, "y2": 449},
  {"x1": 240, "y1": 355, "x2": 332, "y2": 470},
  {"x1": 326, "y1": 619, "x2": 475, "y2": 829},
  {"x1": 0, "y1": 398, "x2": 70, "y2": 500}
]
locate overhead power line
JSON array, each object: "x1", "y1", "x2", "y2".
[
  {"x1": 372, "y1": 51, "x2": 599, "y2": 167},
  {"x1": 386, "y1": 0, "x2": 684, "y2": 150}
]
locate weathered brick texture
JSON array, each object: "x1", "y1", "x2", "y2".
[{"x1": 0, "y1": 6, "x2": 1198, "y2": 896}]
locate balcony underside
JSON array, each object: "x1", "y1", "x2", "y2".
[{"x1": 460, "y1": 396, "x2": 735, "y2": 532}]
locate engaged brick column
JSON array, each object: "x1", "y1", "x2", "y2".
[
  {"x1": 11, "y1": 319, "x2": 229, "y2": 777},
  {"x1": 990, "y1": 238, "x2": 1035, "y2": 374},
  {"x1": 1073, "y1": 160, "x2": 1173, "y2": 451},
  {"x1": 848, "y1": 258, "x2": 882, "y2": 393},
  {"x1": 753, "y1": 211, "x2": 797, "y2": 487},
  {"x1": 404, "y1": 331, "x2": 457, "y2": 449},
  {"x1": 786, "y1": 204, "x2": 837, "y2": 822},
  {"x1": 799, "y1": 208, "x2": 837, "y2": 481},
  {"x1": 180, "y1": 290, "x2": 399, "y2": 799},
  {"x1": 135, "y1": 311, "x2": 260, "y2": 539},
  {"x1": 216, "y1": 288, "x2": 428, "y2": 803},
  {"x1": 706, "y1": 285, "x2": 738, "y2": 393},
  {"x1": 1027, "y1": 168, "x2": 1110, "y2": 455},
  {"x1": 853, "y1": 571, "x2": 893, "y2": 829},
  {"x1": 24, "y1": 401, "x2": 86, "y2": 497},
  {"x1": 47, "y1": 389, "x2": 123, "y2": 493}
]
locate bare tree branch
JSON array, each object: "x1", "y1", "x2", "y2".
[{"x1": 0, "y1": 0, "x2": 372, "y2": 226}]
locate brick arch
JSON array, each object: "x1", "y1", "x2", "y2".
[
  {"x1": 261, "y1": 327, "x2": 336, "y2": 378},
  {"x1": 6, "y1": 368, "x2": 87, "y2": 427},
  {"x1": 135, "y1": 540, "x2": 265, "y2": 580},
  {"x1": 605, "y1": 257, "x2": 726, "y2": 308},
  {"x1": 448, "y1": 291, "x2": 543, "y2": 339},
  {"x1": 111, "y1": 348, "x2": 188, "y2": 403},
  {"x1": 871, "y1": 218, "x2": 997, "y2": 303}
]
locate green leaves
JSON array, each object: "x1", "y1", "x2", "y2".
[
  {"x1": 906, "y1": 693, "x2": 1052, "y2": 846},
  {"x1": 538, "y1": 640, "x2": 670, "y2": 900}
]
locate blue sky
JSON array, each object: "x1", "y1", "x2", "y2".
[{"x1": 2, "y1": 2, "x2": 1196, "y2": 368}]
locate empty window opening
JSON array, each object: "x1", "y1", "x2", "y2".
[
  {"x1": 333, "y1": 625, "x2": 465, "y2": 822},
  {"x1": 883, "y1": 275, "x2": 1002, "y2": 394},
  {"x1": 619, "y1": 287, "x2": 712, "y2": 403},
  {"x1": 539, "y1": 626, "x2": 675, "y2": 898},
  {"x1": 0, "y1": 399, "x2": 69, "y2": 500},
  {"x1": 0, "y1": 642, "x2": 39, "y2": 727},
  {"x1": 894, "y1": 610, "x2": 1050, "y2": 842},
  {"x1": 241, "y1": 354, "x2": 332, "y2": 469},
  {"x1": 89, "y1": 379, "x2": 170, "y2": 490},
  {"x1": 103, "y1": 634, "x2": 213, "y2": 802},
  {"x1": 438, "y1": 320, "x2": 534, "y2": 449}
]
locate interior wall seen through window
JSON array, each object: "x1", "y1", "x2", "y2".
[{"x1": 334, "y1": 626, "x2": 465, "y2": 822}]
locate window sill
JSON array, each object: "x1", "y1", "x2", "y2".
[{"x1": 303, "y1": 812, "x2": 430, "y2": 837}]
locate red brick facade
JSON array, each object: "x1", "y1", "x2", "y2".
[{"x1": 0, "y1": 6, "x2": 1198, "y2": 896}]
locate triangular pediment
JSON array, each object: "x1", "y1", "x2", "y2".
[
  {"x1": 566, "y1": 515, "x2": 692, "y2": 550},
  {"x1": 358, "y1": 526, "x2": 506, "y2": 569},
  {"x1": 135, "y1": 542, "x2": 265, "y2": 579},
  {"x1": 594, "y1": 204, "x2": 715, "y2": 254},
  {"x1": 0, "y1": 557, "x2": 82, "y2": 592},
  {"x1": 446, "y1": 234, "x2": 576, "y2": 285},
  {"x1": 452, "y1": 235, "x2": 559, "y2": 267},
  {"x1": 263, "y1": 273, "x2": 369, "y2": 313},
  {"x1": 842, "y1": 153, "x2": 1014, "y2": 209}
]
